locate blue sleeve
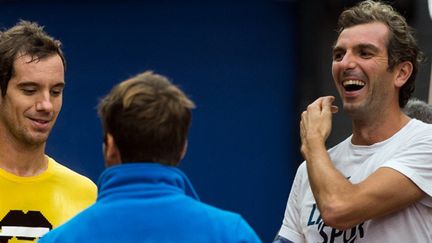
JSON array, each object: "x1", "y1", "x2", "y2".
[
  {"x1": 273, "y1": 235, "x2": 294, "y2": 243},
  {"x1": 38, "y1": 228, "x2": 62, "y2": 243},
  {"x1": 38, "y1": 235, "x2": 49, "y2": 242},
  {"x1": 234, "y1": 217, "x2": 262, "y2": 243}
]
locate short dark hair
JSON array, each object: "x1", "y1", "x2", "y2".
[
  {"x1": 98, "y1": 71, "x2": 195, "y2": 166},
  {"x1": 0, "y1": 20, "x2": 66, "y2": 96},
  {"x1": 337, "y1": 0, "x2": 425, "y2": 107}
]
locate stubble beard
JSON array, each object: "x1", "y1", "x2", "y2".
[{"x1": 6, "y1": 120, "x2": 51, "y2": 148}]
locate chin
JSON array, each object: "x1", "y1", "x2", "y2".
[
  {"x1": 342, "y1": 103, "x2": 360, "y2": 115},
  {"x1": 342, "y1": 103, "x2": 354, "y2": 111},
  {"x1": 25, "y1": 134, "x2": 50, "y2": 146}
]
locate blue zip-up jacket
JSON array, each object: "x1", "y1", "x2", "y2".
[{"x1": 39, "y1": 163, "x2": 261, "y2": 243}]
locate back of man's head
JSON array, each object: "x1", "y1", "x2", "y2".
[
  {"x1": 403, "y1": 98, "x2": 432, "y2": 124},
  {"x1": 98, "y1": 71, "x2": 195, "y2": 166}
]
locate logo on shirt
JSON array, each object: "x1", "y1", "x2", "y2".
[
  {"x1": 308, "y1": 203, "x2": 365, "y2": 243},
  {"x1": 0, "y1": 210, "x2": 52, "y2": 242}
]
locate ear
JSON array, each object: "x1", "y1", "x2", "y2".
[
  {"x1": 394, "y1": 61, "x2": 413, "y2": 88},
  {"x1": 103, "y1": 133, "x2": 122, "y2": 167},
  {"x1": 179, "y1": 140, "x2": 188, "y2": 161}
]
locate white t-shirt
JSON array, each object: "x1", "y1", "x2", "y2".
[
  {"x1": 429, "y1": 0, "x2": 432, "y2": 20},
  {"x1": 278, "y1": 119, "x2": 432, "y2": 243}
]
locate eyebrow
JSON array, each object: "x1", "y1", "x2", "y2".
[
  {"x1": 332, "y1": 43, "x2": 380, "y2": 53},
  {"x1": 16, "y1": 81, "x2": 65, "y2": 88},
  {"x1": 332, "y1": 46, "x2": 344, "y2": 54},
  {"x1": 356, "y1": 43, "x2": 380, "y2": 52}
]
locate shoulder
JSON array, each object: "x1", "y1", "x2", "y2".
[
  {"x1": 406, "y1": 119, "x2": 432, "y2": 136},
  {"x1": 208, "y1": 207, "x2": 261, "y2": 242},
  {"x1": 396, "y1": 120, "x2": 432, "y2": 149},
  {"x1": 187, "y1": 201, "x2": 260, "y2": 240},
  {"x1": 191, "y1": 200, "x2": 246, "y2": 222},
  {"x1": 48, "y1": 157, "x2": 97, "y2": 191},
  {"x1": 292, "y1": 162, "x2": 307, "y2": 185}
]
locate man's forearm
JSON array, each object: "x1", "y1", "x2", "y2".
[{"x1": 302, "y1": 138, "x2": 358, "y2": 229}]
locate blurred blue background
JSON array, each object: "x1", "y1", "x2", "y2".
[
  {"x1": 1, "y1": 0, "x2": 430, "y2": 241},
  {"x1": 0, "y1": 0, "x2": 299, "y2": 241}
]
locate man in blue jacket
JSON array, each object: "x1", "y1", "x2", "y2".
[{"x1": 39, "y1": 71, "x2": 261, "y2": 243}]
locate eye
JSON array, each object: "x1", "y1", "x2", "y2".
[
  {"x1": 21, "y1": 88, "x2": 37, "y2": 95},
  {"x1": 50, "y1": 88, "x2": 63, "y2": 97},
  {"x1": 332, "y1": 51, "x2": 344, "y2": 62},
  {"x1": 360, "y1": 50, "x2": 372, "y2": 58}
]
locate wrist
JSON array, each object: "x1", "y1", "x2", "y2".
[{"x1": 301, "y1": 138, "x2": 326, "y2": 160}]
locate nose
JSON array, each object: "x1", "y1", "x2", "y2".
[
  {"x1": 35, "y1": 93, "x2": 53, "y2": 112},
  {"x1": 339, "y1": 52, "x2": 357, "y2": 70}
]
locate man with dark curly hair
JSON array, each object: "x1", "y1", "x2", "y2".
[{"x1": 275, "y1": 1, "x2": 432, "y2": 242}]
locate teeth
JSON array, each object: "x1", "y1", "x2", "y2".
[{"x1": 343, "y1": 80, "x2": 365, "y2": 87}]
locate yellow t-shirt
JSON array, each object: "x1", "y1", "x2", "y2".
[{"x1": 0, "y1": 156, "x2": 97, "y2": 242}]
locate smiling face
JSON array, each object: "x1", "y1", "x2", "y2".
[
  {"x1": 0, "y1": 54, "x2": 65, "y2": 147},
  {"x1": 332, "y1": 22, "x2": 400, "y2": 118}
]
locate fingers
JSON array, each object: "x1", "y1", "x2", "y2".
[
  {"x1": 321, "y1": 96, "x2": 335, "y2": 113},
  {"x1": 331, "y1": 105, "x2": 339, "y2": 114},
  {"x1": 300, "y1": 96, "x2": 336, "y2": 144},
  {"x1": 306, "y1": 96, "x2": 338, "y2": 114}
]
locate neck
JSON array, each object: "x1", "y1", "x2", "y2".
[
  {"x1": 0, "y1": 130, "x2": 48, "y2": 177},
  {"x1": 351, "y1": 109, "x2": 410, "y2": 145}
]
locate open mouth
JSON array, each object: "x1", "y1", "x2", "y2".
[{"x1": 343, "y1": 80, "x2": 365, "y2": 92}]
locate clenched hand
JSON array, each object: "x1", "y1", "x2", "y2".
[{"x1": 300, "y1": 96, "x2": 338, "y2": 159}]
